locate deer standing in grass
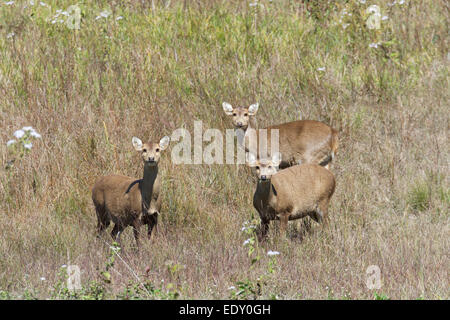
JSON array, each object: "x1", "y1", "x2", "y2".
[
  {"x1": 223, "y1": 102, "x2": 339, "y2": 169},
  {"x1": 91, "y1": 136, "x2": 170, "y2": 247},
  {"x1": 247, "y1": 152, "x2": 335, "y2": 241}
]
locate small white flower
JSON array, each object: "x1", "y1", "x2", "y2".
[
  {"x1": 61, "y1": 11, "x2": 69, "y2": 16},
  {"x1": 369, "y1": 42, "x2": 379, "y2": 48},
  {"x1": 14, "y1": 129, "x2": 25, "y2": 139},
  {"x1": 30, "y1": 131, "x2": 41, "y2": 138},
  {"x1": 398, "y1": 0, "x2": 405, "y2": 4},
  {"x1": 7, "y1": 32, "x2": 15, "y2": 39},
  {"x1": 40, "y1": 277, "x2": 46, "y2": 281},
  {"x1": 24, "y1": 142, "x2": 33, "y2": 149},
  {"x1": 22, "y1": 126, "x2": 33, "y2": 131},
  {"x1": 243, "y1": 239, "x2": 252, "y2": 246},
  {"x1": 7, "y1": 139, "x2": 16, "y2": 146},
  {"x1": 61, "y1": 264, "x2": 67, "y2": 268},
  {"x1": 116, "y1": 16, "x2": 123, "y2": 21},
  {"x1": 99, "y1": 10, "x2": 110, "y2": 18},
  {"x1": 228, "y1": 286, "x2": 236, "y2": 290},
  {"x1": 267, "y1": 250, "x2": 280, "y2": 256},
  {"x1": 317, "y1": 67, "x2": 326, "y2": 71},
  {"x1": 342, "y1": 23, "x2": 350, "y2": 29},
  {"x1": 39, "y1": 1, "x2": 46, "y2": 6},
  {"x1": 5, "y1": 1, "x2": 15, "y2": 6},
  {"x1": 359, "y1": 0, "x2": 366, "y2": 4},
  {"x1": 367, "y1": 5, "x2": 380, "y2": 14},
  {"x1": 382, "y1": 16, "x2": 389, "y2": 21},
  {"x1": 51, "y1": 20, "x2": 57, "y2": 24},
  {"x1": 29, "y1": 0, "x2": 35, "y2": 5}
]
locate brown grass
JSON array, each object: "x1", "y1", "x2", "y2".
[{"x1": 0, "y1": 0, "x2": 448, "y2": 299}]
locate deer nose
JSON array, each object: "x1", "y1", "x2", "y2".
[
  {"x1": 149, "y1": 157, "x2": 155, "y2": 162},
  {"x1": 261, "y1": 175, "x2": 267, "y2": 180},
  {"x1": 237, "y1": 121, "x2": 243, "y2": 127}
]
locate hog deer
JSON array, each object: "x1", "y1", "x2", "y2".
[
  {"x1": 91, "y1": 135, "x2": 170, "y2": 247},
  {"x1": 247, "y1": 152, "x2": 335, "y2": 241},
  {"x1": 223, "y1": 102, "x2": 339, "y2": 169}
]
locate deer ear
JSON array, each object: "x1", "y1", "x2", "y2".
[
  {"x1": 246, "y1": 152, "x2": 258, "y2": 167},
  {"x1": 271, "y1": 152, "x2": 282, "y2": 166},
  {"x1": 159, "y1": 136, "x2": 170, "y2": 151},
  {"x1": 248, "y1": 103, "x2": 259, "y2": 115},
  {"x1": 132, "y1": 137, "x2": 143, "y2": 151},
  {"x1": 222, "y1": 102, "x2": 234, "y2": 115}
]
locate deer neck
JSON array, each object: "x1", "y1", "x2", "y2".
[
  {"x1": 236, "y1": 117, "x2": 258, "y2": 150},
  {"x1": 141, "y1": 164, "x2": 158, "y2": 210},
  {"x1": 255, "y1": 180, "x2": 273, "y2": 209}
]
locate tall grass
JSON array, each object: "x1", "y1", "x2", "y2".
[{"x1": 0, "y1": 0, "x2": 448, "y2": 299}]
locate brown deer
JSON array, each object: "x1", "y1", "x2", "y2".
[
  {"x1": 247, "y1": 152, "x2": 336, "y2": 241},
  {"x1": 91, "y1": 135, "x2": 170, "y2": 247},
  {"x1": 223, "y1": 102, "x2": 339, "y2": 169}
]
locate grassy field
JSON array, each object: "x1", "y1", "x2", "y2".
[{"x1": 0, "y1": 0, "x2": 448, "y2": 299}]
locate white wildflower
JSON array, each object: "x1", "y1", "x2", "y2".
[
  {"x1": 267, "y1": 250, "x2": 280, "y2": 256},
  {"x1": 367, "y1": 5, "x2": 380, "y2": 14},
  {"x1": 13, "y1": 129, "x2": 25, "y2": 139},
  {"x1": 98, "y1": 10, "x2": 110, "y2": 18},
  {"x1": 7, "y1": 32, "x2": 15, "y2": 39},
  {"x1": 24, "y1": 142, "x2": 33, "y2": 149},
  {"x1": 398, "y1": 0, "x2": 405, "y2": 4},
  {"x1": 382, "y1": 16, "x2": 389, "y2": 21},
  {"x1": 317, "y1": 67, "x2": 326, "y2": 71},
  {"x1": 5, "y1": 1, "x2": 15, "y2": 6},
  {"x1": 359, "y1": 0, "x2": 366, "y2": 4},
  {"x1": 243, "y1": 238, "x2": 252, "y2": 246},
  {"x1": 22, "y1": 126, "x2": 34, "y2": 131},
  {"x1": 30, "y1": 131, "x2": 41, "y2": 138},
  {"x1": 39, "y1": 1, "x2": 46, "y2": 6},
  {"x1": 228, "y1": 286, "x2": 236, "y2": 290},
  {"x1": 40, "y1": 277, "x2": 46, "y2": 281},
  {"x1": 29, "y1": 0, "x2": 34, "y2": 5},
  {"x1": 6, "y1": 139, "x2": 16, "y2": 146},
  {"x1": 116, "y1": 16, "x2": 123, "y2": 21},
  {"x1": 369, "y1": 42, "x2": 379, "y2": 48}
]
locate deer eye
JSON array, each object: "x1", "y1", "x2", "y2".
[
  {"x1": 156, "y1": 148, "x2": 160, "y2": 152},
  {"x1": 233, "y1": 113, "x2": 237, "y2": 116},
  {"x1": 143, "y1": 148, "x2": 147, "y2": 152},
  {"x1": 244, "y1": 113, "x2": 248, "y2": 116},
  {"x1": 255, "y1": 166, "x2": 260, "y2": 170}
]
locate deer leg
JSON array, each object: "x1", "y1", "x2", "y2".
[
  {"x1": 310, "y1": 201, "x2": 329, "y2": 228},
  {"x1": 279, "y1": 214, "x2": 289, "y2": 238},
  {"x1": 95, "y1": 206, "x2": 110, "y2": 237},
  {"x1": 132, "y1": 220, "x2": 143, "y2": 248},
  {"x1": 111, "y1": 224, "x2": 124, "y2": 243},
  {"x1": 147, "y1": 213, "x2": 159, "y2": 241}
]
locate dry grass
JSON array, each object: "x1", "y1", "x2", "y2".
[{"x1": 0, "y1": 0, "x2": 448, "y2": 299}]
